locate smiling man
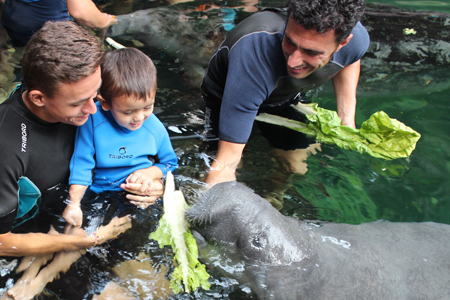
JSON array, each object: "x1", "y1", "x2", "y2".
[
  {"x1": 0, "y1": 21, "x2": 152, "y2": 259},
  {"x1": 201, "y1": 0, "x2": 369, "y2": 186}
]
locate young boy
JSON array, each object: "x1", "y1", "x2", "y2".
[
  {"x1": 5, "y1": 48, "x2": 178, "y2": 300},
  {"x1": 63, "y1": 47, "x2": 179, "y2": 227}
]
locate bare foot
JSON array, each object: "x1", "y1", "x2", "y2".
[
  {"x1": 15, "y1": 226, "x2": 58, "y2": 281},
  {"x1": 15, "y1": 252, "x2": 55, "y2": 284},
  {"x1": 8, "y1": 250, "x2": 84, "y2": 300}
]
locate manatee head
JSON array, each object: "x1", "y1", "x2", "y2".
[
  {"x1": 186, "y1": 181, "x2": 259, "y2": 246},
  {"x1": 186, "y1": 181, "x2": 312, "y2": 264}
]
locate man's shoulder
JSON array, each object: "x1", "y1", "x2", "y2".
[
  {"x1": 0, "y1": 86, "x2": 24, "y2": 116},
  {"x1": 0, "y1": 93, "x2": 26, "y2": 135},
  {"x1": 224, "y1": 9, "x2": 286, "y2": 49},
  {"x1": 333, "y1": 22, "x2": 370, "y2": 67},
  {"x1": 351, "y1": 22, "x2": 370, "y2": 45}
]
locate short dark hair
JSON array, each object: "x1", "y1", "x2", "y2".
[
  {"x1": 100, "y1": 48, "x2": 157, "y2": 104},
  {"x1": 286, "y1": 0, "x2": 365, "y2": 43},
  {"x1": 22, "y1": 21, "x2": 104, "y2": 98}
]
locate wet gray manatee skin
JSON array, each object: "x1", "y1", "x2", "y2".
[{"x1": 186, "y1": 181, "x2": 450, "y2": 300}]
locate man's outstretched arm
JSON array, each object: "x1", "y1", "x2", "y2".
[
  {"x1": 332, "y1": 59, "x2": 361, "y2": 129},
  {"x1": 205, "y1": 140, "x2": 246, "y2": 187}
]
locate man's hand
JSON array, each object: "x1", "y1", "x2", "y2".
[
  {"x1": 205, "y1": 160, "x2": 237, "y2": 187},
  {"x1": 96, "y1": 215, "x2": 133, "y2": 244},
  {"x1": 205, "y1": 140, "x2": 245, "y2": 188},
  {"x1": 120, "y1": 178, "x2": 164, "y2": 209},
  {"x1": 340, "y1": 116, "x2": 356, "y2": 129},
  {"x1": 125, "y1": 167, "x2": 163, "y2": 193}
]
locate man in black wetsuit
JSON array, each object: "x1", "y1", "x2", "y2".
[
  {"x1": 201, "y1": 0, "x2": 370, "y2": 186},
  {"x1": 0, "y1": 21, "x2": 159, "y2": 259}
]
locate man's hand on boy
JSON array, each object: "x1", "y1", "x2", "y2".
[
  {"x1": 125, "y1": 167, "x2": 163, "y2": 192},
  {"x1": 121, "y1": 178, "x2": 163, "y2": 208},
  {"x1": 120, "y1": 167, "x2": 164, "y2": 208}
]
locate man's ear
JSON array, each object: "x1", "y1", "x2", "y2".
[
  {"x1": 27, "y1": 90, "x2": 47, "y2": 107},
  {"x1": 336, "y1": 33, "x2": 353, "y2": 52},
  {"x1": 97, "y1": 94, "x2": 110, "y2": 111}
]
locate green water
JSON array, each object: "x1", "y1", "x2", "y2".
[{"x1": 239, "y1": 84, "x2": 450, "y2": 225}]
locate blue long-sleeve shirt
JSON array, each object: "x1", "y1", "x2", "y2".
[{"x1": 69, "y1": 102, "x2": 178, "y2": 194}]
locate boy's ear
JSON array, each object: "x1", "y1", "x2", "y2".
[{"x1": 97, "y1": 95, "x2": 110, "y2": 111}]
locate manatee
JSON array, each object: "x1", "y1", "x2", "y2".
[{"x1": 186, "y1": 181, "x2": 450, "y2": 300}]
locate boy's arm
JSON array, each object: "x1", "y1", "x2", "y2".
[
  {"x1": 63, "y1": 184, "x2": 89, "y2": 227},
  {"x1": 67, "y1": 116, "x2": 96, "y2": 225},
  {"x1": 152, "y1": 128, "x2": 179, "y2": 176}
]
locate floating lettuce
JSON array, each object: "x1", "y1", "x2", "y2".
[
  {"x1": 255, "y1": 102, "x2": 421, "y2": 160},
  {"x1": 149, "y1": 172, "x2": 210, "y2": 294}
]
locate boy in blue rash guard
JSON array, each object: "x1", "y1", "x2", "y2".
[{"x1": 63, "y1": 47, "x2": 179, "y2": 227}]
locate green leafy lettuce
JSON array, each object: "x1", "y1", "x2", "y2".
[
  {"x1": 149, "y1": 172, "x2": 210, "y2": 294},
  {"x1": 255, "y1": 102, "x2": 421, "y2": 160}
]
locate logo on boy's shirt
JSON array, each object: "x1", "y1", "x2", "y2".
[{"x1": 109, "y1": 146, "x2": 133, "y2": 159}]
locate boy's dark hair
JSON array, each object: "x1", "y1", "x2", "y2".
[
  {"x1": 286, "y1": 0, "x2": 365, "y2": 43},
  {"x1": 22, "y1": 21, "x2": 104, "y2": 98},
  {"x1": 100, "y1": 48, "x2": 157, "y2": 104}
]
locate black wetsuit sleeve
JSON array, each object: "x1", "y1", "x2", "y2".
[{"x1": 0, "y1": 105, "x2": 23, "y2": 234}]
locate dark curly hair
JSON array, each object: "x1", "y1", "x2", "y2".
[
  {"x1": 286, "y1": 0, "x2": 365, "y2": 43},
  {"x1": 22, "y1": 21, "x2": 104, "y2": 98}
]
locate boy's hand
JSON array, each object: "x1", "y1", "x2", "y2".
[
  {"x1": 63, "y1": 203, "x2": 83, "y2": 227},
  {"x1": 125, "y1": 167, "x2": 163, "y2": 192},
  {"x1": 120, "y1": 179, "x2": 164, "y2": 208}
]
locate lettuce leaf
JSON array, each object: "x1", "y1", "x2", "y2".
[
  {"x1": 149, "y1": 172, "x2": 210, "y2": 294},
  {"x1": 255, "y1": 102, "x2": 421, "y2": 160}
]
